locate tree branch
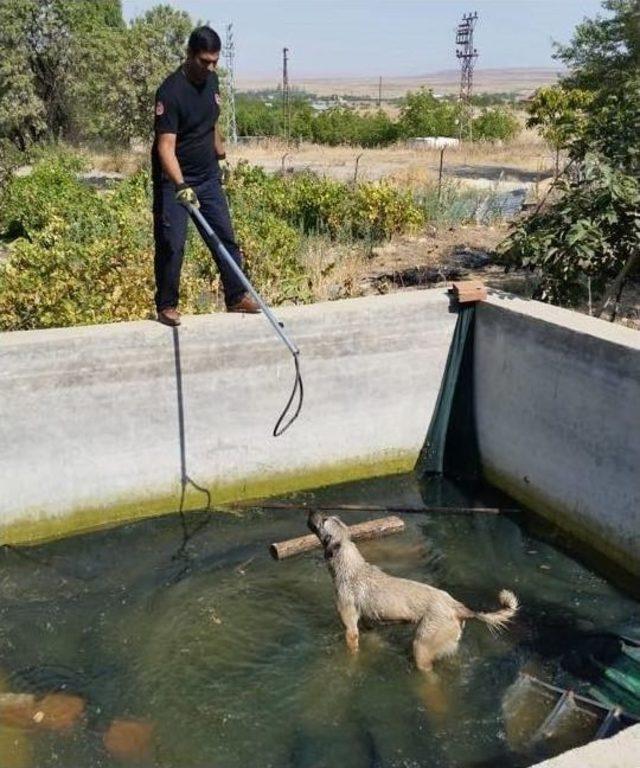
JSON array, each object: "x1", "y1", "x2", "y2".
[{"x1": 594, "y1": 249, "x2": 640, "y2": 321}]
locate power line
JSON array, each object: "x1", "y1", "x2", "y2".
[
  {"x1": 282, "y1": 46, "x2": 290, "y2": 141},
  {"x1": 456, "y1": 11, "x2": 479, "y2": 140}
]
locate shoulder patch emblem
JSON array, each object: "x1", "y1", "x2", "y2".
[
  {"x1": 214, "y1": 93, "x2": 222, "y2": 106},
  {"x1": 155, "y1": 101, "x2": 164, "y2": 116}
]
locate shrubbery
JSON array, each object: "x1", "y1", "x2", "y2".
[
  {"x1": 234, "y1": 90, "x2": 520, "y2": 146},
  {"x1": 0, "y1": 153, "x2": 430, "y2": 330},
  {"x1": 227, "y1": 161, "x2": 423, "y2": 241}
]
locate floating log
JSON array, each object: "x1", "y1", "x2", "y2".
[{"x1": 270, "y1": 515, "x2": 405, "y2": 560}]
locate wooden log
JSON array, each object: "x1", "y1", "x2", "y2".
[
  {"x1": 270, "y1": 515, "x2": 405, "y2": 560},
  {"x1": 449, "y1": 280, "x2": 487, "y2": 304}
]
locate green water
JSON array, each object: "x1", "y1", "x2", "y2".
[{"x1": 0, "y1": 474, "x2": 638, "y2": 768}]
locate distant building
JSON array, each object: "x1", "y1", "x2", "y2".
[{"x1": 408, "y1": 137, "x2": 460, "y2": 149}]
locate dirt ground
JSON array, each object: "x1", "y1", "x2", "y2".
[
  {"x1": 92, "y1": 131, "x2": 554, "y2": 189},
  {"x1": 352, "y1": 226, "x2": 640, "y2": 331},
  {"x1": 229, "y1": 131, "x2": 555, "y2": 189}
]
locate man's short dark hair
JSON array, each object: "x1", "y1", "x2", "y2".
[{"x1": 188, "y1": 26, "x2": 221, "y2": 54}]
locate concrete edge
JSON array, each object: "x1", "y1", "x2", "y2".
[{"x1": 485, "y1": 291, "x2": 640, "y2": 350}]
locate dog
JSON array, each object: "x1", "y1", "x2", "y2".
[{"x1": 307, "y1": 512, "x2": 519, "y2": 672}]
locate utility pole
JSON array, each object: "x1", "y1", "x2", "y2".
[
  {"x1": 282, "y1": 46, "x2": 290, "y2": 141},
  {"x1": 223, "y1": 23, "x2": 238, "y2": 144},
  {"x1": 455, "y1": 11, "x2": 479, "y2": 141},
  {"x1": 377, "y1": 76, "x2": 382, "y2": 108}
]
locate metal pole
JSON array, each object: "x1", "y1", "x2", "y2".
[
  {"x1": 282, "y1": 47, "x2": 290, "y2": 141},
  {"x1": 186, "y1": 203, "x2": 299, "y2": 356},
  {"x1": 354, "y1": 152, "x2": 363, "y2": 184},
  {"x1": 438, "y1": 146, "x2": 446, "y2": 201}
]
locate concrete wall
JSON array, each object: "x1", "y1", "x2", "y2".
[
  {"x1": 0, "y1": 291, "x2": 456, "y2": 543},
  {"x1": 3, "y1": 286, "x2": 639, "y2": 574},
  {"x1": 475, "y1": 293, "x2": 640, "y2": 579}
]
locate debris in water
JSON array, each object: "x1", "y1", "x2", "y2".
[{"x1": 103, "y1": 719, "x2": 154, "y2": 762}]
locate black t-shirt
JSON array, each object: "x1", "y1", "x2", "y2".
[{"x1": 151, "y1": 67, "x2": 221, "y2": 184}]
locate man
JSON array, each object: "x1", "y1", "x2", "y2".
[{"x1": 152, "y1": 25, "x2": 259, "y2": 326}]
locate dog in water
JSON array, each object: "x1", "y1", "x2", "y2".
[{"x1": 307, "y1": 512, "x2": 518, "y2": 672}]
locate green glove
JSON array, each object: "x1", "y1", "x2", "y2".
[{"x1": 175, "y1": 183, "x2": 199, "y2": 208}]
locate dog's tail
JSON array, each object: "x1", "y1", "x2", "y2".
[{"x1": 466, "y1": 589, "x2": 519, "y2": 633}]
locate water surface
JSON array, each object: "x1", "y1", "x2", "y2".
[{"x1": 1, "y1": 474, "x2": 638, "y2": 767}]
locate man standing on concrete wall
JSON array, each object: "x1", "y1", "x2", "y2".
[{"x1": 152, "y1": 25, "x2": 259, "y2": 327}]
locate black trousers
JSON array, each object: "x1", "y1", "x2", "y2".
[{"x1": 152, "y1": 171, "x2": 245, "y2": 311}]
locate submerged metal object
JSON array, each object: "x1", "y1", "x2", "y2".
[{"x1": 502, "y1": 670, "x2": 640, "y2": 763}]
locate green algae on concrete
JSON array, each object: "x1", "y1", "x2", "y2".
[{"x1": 0, "y1": 451, "x2": 416, "y2": 547}]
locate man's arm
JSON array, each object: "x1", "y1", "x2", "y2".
[
  {"x1": 157, "y1": 133, "x2": 184, "y2": 187},
  {"x1": 214, "y1": 124, "x2": 225, "y2": 159}
]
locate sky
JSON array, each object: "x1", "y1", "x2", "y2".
[{"x1": 122, "y1": 0, "x2": 606, "y2": 78}]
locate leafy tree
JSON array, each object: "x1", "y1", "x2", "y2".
[
  {"x1": 0, "y1": 1, "x2": 55, "y2": 149},
  {"x1": 501, "y1": 0, "x2": 640, "y2": 318},
  {"x1": 526, "y1": 85, "x2": 592, "y2": 173},
  {"x1": 0, "y1": 1, "x2": 191, "y2": 149},
  {"x1": 555, "y1": 0, "x2": 640, "y2": 91},
  {"x1": 555, "y1": 0, "x2": 639, "y2": 175},
  {"x1": 75, "y1": 5, "x2": 191, "y2": 146},
  {"x1": 0, "y1": 0, "x2": 126, "y2": 148},
  {"x1": 472, "y1": 107, "x2": 521, "y2": 142},
  {"x1": 499, "y1": 156, "x2": 640, "y2": 312},
  {"x1": 236, "y1": 96, "x2": 282, "y2": 137},
  {"x1": 573, "y1": 73, "x2": 640, "y2": 175},
  {"x1": 397, "y1": 88, "x2": 463, "y2": 138}
]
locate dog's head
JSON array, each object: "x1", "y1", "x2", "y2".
[{"x1": 307, "y1": 512, "x2": 351, "y2": 560}]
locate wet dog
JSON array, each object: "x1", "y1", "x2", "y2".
[{"x1": 308, "y1": 512, "x2": 518, "y2": 672}]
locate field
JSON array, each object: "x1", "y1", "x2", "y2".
[
  {"x1": 237, "y1": 67, "x2": 563, "y2": 100},
  {"x1": 229, "y1": 129, "x2": 553, "y2": 184}
]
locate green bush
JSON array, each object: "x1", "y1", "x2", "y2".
[
  {"x1": 0, "y1": 153, "x2": 91, "y2": 239},
  {"x1": 310, "y1": 107, "x2": 398, "y2": 147},
  {"x1": 397, "y1": 89, "x2": 463, "y2": 138},
  {"x1": 226, "y1": 161, "x2": 423, "y2": 241},
  {"x1": 234, "y1": 209, "x2": 309, "y2": 304},
  {"x1": 351, "y1": 181, "x2": 423, "y2": 240},
  {"x1": 0, "y1": 152, "x2": 431, "y2": 331},
  {"x1": 0, "y1": 158, "x2": 218, "y2": 330},
  {"x1": 498, "y1": 156, "x2": 640, "y2": 305},
  {"x1": 472, "y1": 107, "x2": 521, "y2": 141}
]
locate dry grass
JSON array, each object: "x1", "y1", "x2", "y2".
[
  {"x1": 231, "y1": 129, "x2": 555, "y2": 187},
  {"x1": 300, "y1": 236, "x2": 371, "y2": 302},
  {"x1": 81, "y1": 144, "x2": 148, "y2": 175},
  {"x1": 79, "y1": 124, "x2": 554, "y2": 192}
]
